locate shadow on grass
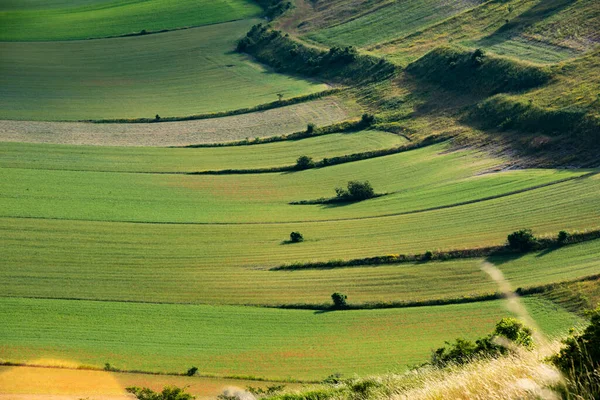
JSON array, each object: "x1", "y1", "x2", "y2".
[{"x1": 485, "y1": 251, "x2": 527, "y2": 266}]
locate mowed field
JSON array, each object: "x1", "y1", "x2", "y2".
[
  {"x1": 0, "y1": 297, "x2": 582, "y2": 380},
  {"x1": 0, "y1": 19, "x2": 330, "y2": 121},
  {"x1": 304, "y1": 0, "x2": 481, "y2": 48},
  {"x1": 0, "y1": 0, "x2": 261, "y2": 41}
]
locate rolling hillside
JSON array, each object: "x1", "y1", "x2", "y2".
[{"x1": 0, "y1": 0, "x2": 599, "y2": 397}]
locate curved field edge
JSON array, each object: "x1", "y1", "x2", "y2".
[
  {"x1": 0, "y1": 130, "x2": 402, "y2": 173},
  {"x1": 0, "y1": 0, "x2": 262, "y2": 41},
  {"x1": 0, "y1": 297, "x2": 582, "y2": 381},
  {"x1": 0, "y1": 20, "x2": 331, "y2": 121},
  {"x1": 0, "y1": 98, "x2": 357, "y2": 147}
]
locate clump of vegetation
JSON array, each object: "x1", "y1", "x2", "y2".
[
  {"x1": 246, "y1": 384, "x2": 286, "y2": 398},
  {"x1": 507, "y1": 229, "x2": 537, "y2": 252},
  {"x1": 335, "y1": 181, "x2": 376, "y2": 202},
  {"x1": 237, "y1": 24, "x2": 396, "y2": 83},
  {"x1": 431, "y1": 318, "x2": 533, "y2": 367},
  {"x1": 295, "y1": 155, "x2": 315, "y2": 170},
  {"x1": 550, "y1": 308, "x2": 600, "y2": 397},
  {"x1": 331, "y1": 292, "x2": 348, "y2": 309},
  {"x1": 254, "y1": 0, "x2": 292, "y2": 19},
  {"x1": 289, "y1": 231, "x2": 304, "y2": 243},
  {"x1": 557, "y1": 230, "x2": 570, "y2": 245},
  {"x1": 185, "y1": 366, "x2": 198, "y2": 376},
  {"x1": 406, "y1": 46, "x2": 551, "y2": 95},
  {"x1": 126, "y1": 386, "x2": 195, "y2": 400}
]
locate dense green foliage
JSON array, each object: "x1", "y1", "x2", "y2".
[
  {"x1": 406, "y1": 46, "x2": 552, "y2": 95},
  {"x1": 238, "y1": 24, "x2": 396, "y2": 84},
  {"x1": 431, "y1": 318, "x2": 533, "y2": 366},
  {"x1": 506, "y1": 229, "x2": 537, "y2": 252},
  {"x1": 127, "y1": 386, "x2": 195, "y2": 400}
]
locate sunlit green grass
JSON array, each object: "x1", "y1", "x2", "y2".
[
  {"x1": 0, "y1": 143, "x2": 586, "y2": 223},
  {"x1": 0, "y1": 297, "x2": 581, "y2": 380},
  {"x1": 0, "y1": 20, "x2": 328, "y2": 121},
  {"x1": 0, "y1": 0, "x2": 261, "y2": 41},
  {"x1": 0, "y1": 131, "x2": 406, "y2": 173}
]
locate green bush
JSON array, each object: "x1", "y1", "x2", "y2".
[
  {"x1": 126, "y1": 386, "x2": 195, "y2": 400},
  {"x1": 558, "y1": 230, "x2": 570, "y2": 245},
  {"x1": 431, "y1": 318, "x2": 533, "y2": 366},
  {"x1": 507, "y1": 229, "x2": 537, "y2": 252},
  {"x1": 551, "y1": 308, "x2": 600, "y2": 378},
  {"x1": 185, "y1": 366, "x2": 198, "y2": 376},
  {"x1": 290, "y1": 231, "x2": 304, "y2": 243},
  {"x1": 295, "y1": 155, "x2": 315, "y2": 170},
  {"x1": 336, "y1": 181, "x2": 375, "y2": 202},
  {"x1": 331, "y1": 292, "x2": 348, "y2": 308}
]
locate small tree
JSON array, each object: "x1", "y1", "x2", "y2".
[
  {"x1": 557, "y1": 230, "x2": 570, "y2": 245},
  {"x1": 360, "y1": 113, "x2": 375, "y2": 126},
  {"x1": 155, "y1": 114, "x2": 161, "y2": 121},
  {"x1": 331, "y1": 292, "x2": 348, "y2": 308},
  {"x1": 422, "y1": 251, "x2": 433, "y2": 261},
  {"x1": 295, "y1": 155, "x2": 314, "y2": 170},
  {"x1": 290, "y1": 231, "x2": 304, "y2": 243},
  {"x1": 186, "y1": 366, "x2": 198, "y2": 376},
  {"x1": 347, "y1": 180, "x2": 375, "y2": 200},
  {"x1": 306, "y1": 123, "x2": 315, "y2": 134},
  {"x1": 277, "y1": 93, "x2": 284, "y2": 102},
  {"x1": 507, "y1": 229, "x2": 536, "y2": 252}
]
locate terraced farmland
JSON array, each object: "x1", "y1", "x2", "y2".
[
  {"x1": 1, "y1": 0, "x2": 599, "y2": 395},
  {"x1": 0, "y1": 0, "x2": 262, "y2": 41},
  {"x1": 0, "y1": 297, "x2": 582, "y2": 380},
  {"x1": 0, "y1": 20, "x2": 329, "y2": 121}
]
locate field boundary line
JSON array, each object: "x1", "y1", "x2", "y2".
[{"x1": 0, "y1": 171, "x2": 594, "y2": 225}]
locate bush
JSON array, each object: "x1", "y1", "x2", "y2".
[
  {"x1": 558, "y1": 230, "x2": 570, "y2": 245},
  {"x1": 331, "y1": 292, "x2": 348, "y2": 308},
  {"x1": 186, "y1": 366, "x2": 198, "y2": 376},
  {"x1": 126, "y1": 386, "x2": 195, "y2": 400},
  {"x1": 507, "y1": 229, "x2": 537, "y2": 252},
  {"x1": 295, "y1": 155, "x2": 315, "y2": 170},
  {"x1": 551, "y1": 308, "x2": 600, "y2": 378},
  {"x1": 360, "y1": 113, "x2": 375, "y2": 126},
  {"x1": 336, "y1": 181, "x2": 375, "y2": 202},
  {"x1": 306, "y1": 123, "x2": 315, "y2": 134},
  {"x1": 290, "y1": 231, "x2": 304, "y2": 243},
  {"x1": 431, "y1": 318, "x2": 533, "y2": 367},
  {"x1": 422, "y1": 251, "x2": 433, "y2": 261},
  {"x1": 155, "y1": 114, "x2": 161, "y2": 121}
]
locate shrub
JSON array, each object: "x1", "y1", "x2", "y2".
[
  {"x1": 431, "y1": 318, "x2": 533, "y2": 367},
  {"x1": 422, "y1": 251, "x2": 433, "y2": 261},
  {"x1": 507, "y1": 229, "x2": 537, "y2": 252},
  {"x1": 290, "y1": 231, "x2": 304, "y2": 243},
  {"x1": 126, "y1": 386, "x2": 195, "y2": 400},
  {"x1": 185, "y1": 366, "x2": 198, "y2": 376},
  {"x1": 558, "y1": 230, "x2": 570, "y2": 245},
  {"x1": 360, "y1": 113, "x2": 375, "y2": 126},
  {"x1": 247, "y1": 385, "x2": 286, "y2": 397},
  {"x1": 347, "y1": 181, "x2": 375, "y2": 200},
  {"x1": 155, "y1": 114, "x2": 161, "y2": 121},
  {"x1": 295, "y1": 155, "x2": 315, "y2": 170},
  {"x1": 331, "y1": 292, "x2": 348, "y2": 308},
  {"x1": 551, "y1": 308, "x2": 600, "y2": 378},
  {"x1": 306, "y1": 123, "x2": 315, "y2": 134}
]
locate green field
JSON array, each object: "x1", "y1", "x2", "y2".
[
  {"x1": 304, "y1": 0, "x2": 480, "y2": 48},
  {"x1": 0, "y1": 0, "x2": 262, "y2": 41},
  {"x1": 0, "y1": 20, "x2": 329, "y2": 121},
  {"x1": 0, "y1": 297, "x2": 581, "y2": 380},
  {"x1": 0, "y1": 130, "x2": 405, "y2": 172},
  {"x1": 0, "y1": 143, "x2": 589, "y2": 223}
]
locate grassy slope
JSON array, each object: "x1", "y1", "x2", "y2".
[
  {"x1": 0, "y1": 20, "x2": 328, "y2": 121},
  {"x1": 374, "y1": 0, "x2": 595, "y2": 65},
  {"x1": 0, "y1": 130, "x2": 406, "y2": 172},
  {"x1": 0, "y1": 143, "x2": 589, "y2": 223},
  {"x1": 304, "y1": 0, "x2": 480, "y2": 48},
  {"x1": 0, "y1": 0, "x2": 261, "y2": 41},
  {"x1": 0, "y1": 297, "x2": 581, "y2": 380},
  {"x1": 1, "y1": 227, "x2": 599, "y2": 306}
]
